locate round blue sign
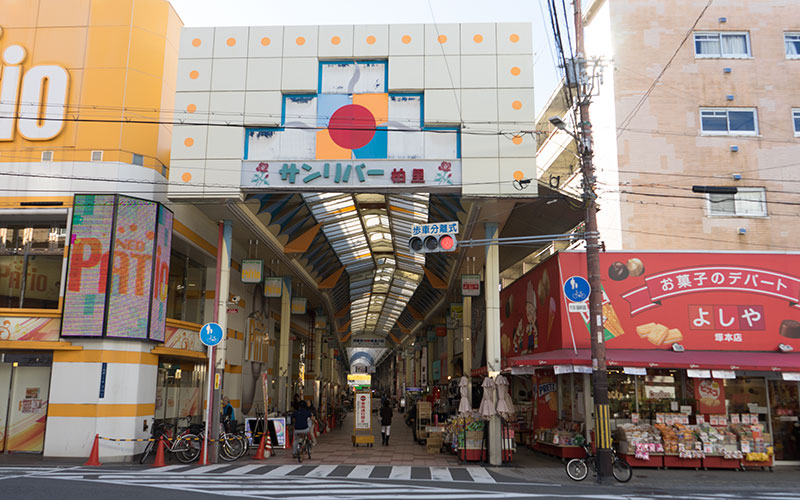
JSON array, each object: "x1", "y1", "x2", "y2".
[
  {"x1": 200, "y1": 322, "x2": 223, "y2": 347},
  {"x1": 563, "y1": 276, "x2": 591, "y2": 302}
]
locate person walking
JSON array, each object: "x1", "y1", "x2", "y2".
[{"x1": 380, "y1": 399, "x2": 393, "y2": 446}]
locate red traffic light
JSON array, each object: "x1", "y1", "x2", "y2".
[{"x1": 439, "y1": 234, "x2": 455, "y2": 251}]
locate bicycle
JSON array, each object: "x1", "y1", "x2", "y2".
[
  {"x1": 140, "y1": 417, "x2": 202, "y2": 464},
  {"x1": 295, "y1": 430, "x2": 312, "y2": 463},
  {"x1": 566, "y1": 445, "x2": 632, "y2": 482}
]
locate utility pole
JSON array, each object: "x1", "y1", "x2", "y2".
[{"x1": 573, "y1": 0, "x2": 613, "y2": 484}]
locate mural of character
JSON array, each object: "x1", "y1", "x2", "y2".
[{"x1": 526, "y1": 281, "x2": 538, "y2": 352}]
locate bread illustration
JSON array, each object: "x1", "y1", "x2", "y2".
[{"x1": 636, "y1": 322, "x2": 683, "y2": 346}]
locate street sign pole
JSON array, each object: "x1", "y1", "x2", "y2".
[{"x1": 200, "y1": 321, "x2": 223, "y2": 464}]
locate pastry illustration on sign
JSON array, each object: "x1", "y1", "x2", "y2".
[{"x1": 636, "y1": 322, "x2": 683, "y2": 345}]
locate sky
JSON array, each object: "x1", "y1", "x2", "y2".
[{"x1": 168, "y1": 0, "x2": 565, "y2": 115}]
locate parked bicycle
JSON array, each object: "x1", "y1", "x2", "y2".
[
  {"x1": 566, "y1": 445, "x2": 632, "y2": 482},
  {"x1": 139, "y1": 416, "x2": 202, "y2": 464}
]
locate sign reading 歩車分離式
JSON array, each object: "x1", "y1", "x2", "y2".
[{"x1": 241, "y1": 160, "x2": 461, "y2": 191}]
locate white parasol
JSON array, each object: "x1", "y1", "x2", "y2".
[
  {"x1": 479, "y1": 376, "x2": 496, "y2": 418},
  {"x1": 494, "y1": 374, "x2": 514, "y2": 415},
  {"x1": 458, "y1": 376, "x2": 471, "y2": 414}
]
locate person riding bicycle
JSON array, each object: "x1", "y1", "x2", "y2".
[{"x1": 291, "y1": 401, "x2": 313, "y2": 457}]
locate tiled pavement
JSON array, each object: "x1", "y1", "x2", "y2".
[{"x1": 266, "y1": 409, "x2": 461, "y2": 466}]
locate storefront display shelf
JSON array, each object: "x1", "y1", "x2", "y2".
[
  {"x1": 701, "y1": 456, "x2": 740, "y2": 470},
  {"x1": 663, "y1": 454, "x2": 702, "y2": 469},
  {"x1": 534, "y1": 441, "x2": 585, "y2": 459},
  {"x1": 740, "y1": 457, "x2": 773, "y2": 471},
  {"x1": 617, "y1": 453, "x2": 663, "y2": 468}
]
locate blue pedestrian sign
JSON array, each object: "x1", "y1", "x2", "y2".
[
  {"x1": 200, "y1": 322, "x2": 223, "y2": 347},
  {"x1": 563, "y1": 276, "x2": 591, "y2": 302}
]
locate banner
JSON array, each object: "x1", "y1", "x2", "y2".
[
  {"x1": 354, "y1": 391, "x2": 370, "y2": 430},
  {"x1": 694, "y1": 378, "x2": 726, "y2": 414},
  {"x1": 148, "y1": 207, "x2": 173, "y2": 342},
  {"x1": 534, "y1": 373, "x2": 558, "y2": 431},
  {"x1": 553, "y1": 252, "x2": 800, "y2": 353}
]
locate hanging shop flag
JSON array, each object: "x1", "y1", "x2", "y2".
[
  {"x1": 241, "y1": 259, "x2": 263, "y2": 284},
  {"x1": 263, "y1": 277, "x2": 283, "y2": 297},
  {"x1": 291, "y1": 298, "x2": 307, "y2": 314}
]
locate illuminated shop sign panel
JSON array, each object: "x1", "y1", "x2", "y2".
[
  {"x1": 242, "y1": 61, "x2": 461, "y2": 191},
  {"x1": 62, "y1": 194, "x2": 173, "y2": 341}
]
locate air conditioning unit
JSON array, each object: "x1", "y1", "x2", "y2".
[
  {"x1": 91, "y1": 150, "x2": 103, "y2": 162},
  {"x1": 41, "y1": 151, "x2": 53, "y2": 162}
]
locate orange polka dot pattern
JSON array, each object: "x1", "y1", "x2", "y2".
[
  {"x1": 510, "y1": 33, "x2": 520, "y2": 43},
  {"x1": 366, "y1": 35, "x2": 376, "y2": 45},
  {"x1": 186, "y1": 104, "x2": 197, "y2": 113},
  {"x1": 296, "y1": 36, "x2": 305, "y2": 46},
  {"x1": 511, "y1": 66, "x2": 521, "y2": 76},
  {"x1": 181, "y1": 172, "x2": 192, "y2": 182},
  {"x1": 226, "y1": 38, "x2": 236, "y2": 47},
  {"x1": 473, "y1": 34, "x2": 483, "y2": 43},
  {"x1": 192, "y1": 38, "x2": 201, "y2": 47},
  {"x1": 402, "y1": 35, "x2": 412, "y2": 44},
  {"x1": 512, "y1": 100, "x2": 522, "y2": 110},
  {"x1": 261, "y1": 37, "x2": 271, "y2": 46},
  {"x1": 331, "y1": 36, "x2": 341, "y2": 45},
  {"x1": 189, "y1": 70, "x2": 199, "y2": 80},
  {"x1": 438, "y1": 34, "x2": 447, "y2": 44},
  {"x1": 512, "y1": 135, "x2": 523, "y2": 145},
  {"x1": 184, "y1": 138, "x2": 194, "y2": 147}
]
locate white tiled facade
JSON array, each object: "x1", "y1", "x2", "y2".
[{"x1": 168, "y1": 23, "x2": 535, "y2": 198}]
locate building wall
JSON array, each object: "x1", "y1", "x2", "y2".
[
  {"x1": 167, "y1": 23, "x2": 537, "y2": 199},
  {"x1": 598, "y1": 0, "x2": 800, "y2": 250}
]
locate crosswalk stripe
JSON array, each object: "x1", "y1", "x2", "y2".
[
  {"x1": 429, "y1": 467, "x2": 452, "y2": 482},
  {"x1": 464, "y1": 468, "x2": 495, "y2": 483},
  {"x1": 347, "y1": 465, "x2": 374, "y2": 478},
  {"x1": 305, "y1": 465, "x2": 338, "y2": 477},
  {"x1": 388, "y1": 465, "x2": 412, "y2": 480},
  {"x1": 262, "y1": 465, "x2": 302, "y2": 476},
  {"x1": 143, "y1": 465, "x2": 187, "y2": 473},
  {"x1": 185, "y1": 464, "x2": 230, "y2": 474},
  {"x1": 222, "y1": 464, "x2": 264, "y2": 475}
]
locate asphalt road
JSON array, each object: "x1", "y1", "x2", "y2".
[{"x1": 1, "y1": 465, "x2": 799, "y2": 500}]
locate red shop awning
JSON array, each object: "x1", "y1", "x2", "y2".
[
  {"x1": 507, "y1": 349, "x2": 591, "y2": 367},
  {"x1": 605, "y1": 349, "x2": 800, "y2": 372},
  {"x1": 505, "y1": 348, "x2": 800, "y2": 372}
]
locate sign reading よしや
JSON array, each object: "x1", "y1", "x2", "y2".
[{"x1": 556, "y1": 252, "x2": 800, "y2": 353}]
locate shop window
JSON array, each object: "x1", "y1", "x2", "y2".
[
  {"x1": 154, "y1": 361, "x2": 206, "y2": 432},
  {"x1": 638, "y1": 370, "x2": 695, "y2": 420},
  {"x1": 724, "y1": 377, "x2": 767, "y2": 421},
  {"x1": 0, "y1": 220, "x2": 67, "y2": 309},
  {"x1": 707, "y1": 187, "x2": 767, "y2": 217},
  {"x1": 694, "y1": 32, "x2": 751, "y2": 58},
  {"x1": 166, "y1": 251, "x2": 207, "y2": 325},
  {"x1": 608, "y1": 369, "x2": 638, "y2": 418}
]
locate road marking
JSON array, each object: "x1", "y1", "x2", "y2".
[
  {"x1": 464, "y1": 467, "x2": 495, "y2": 483},
  {"x1": 185, "y1": 464, "x2": 229, "y2": 474},
  {"x1": 305, "y1": 465, "x2": 338, "y2": 477},
  {"x1": 262, "y1": 465, "x2": 302, "y2": 476},
  {"x1": 429, "y1": 467, "x2": 452, "y2": 482},
  {"x1": 221, "y1": 464, "x2": 264, "y2": 474},
  {"x1": 388, "y1": 465, "x2": 412, "y2": 480},
  {"x1": 347, "y1": 465, "x2": 374, "y2": 478},
  {"x1": 142, "y1": 464, "x2": 187, "y2": 473}
]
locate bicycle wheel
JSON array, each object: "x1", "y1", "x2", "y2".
[
  {"x1": 175, "y1": 434, "x2": 200, "y2": 463},
  {"x1": 219, "y1": 433, "x2": 244, "y2": 462},
  {"x1": 236, "y1": 434, "x2": 249, "y2": 459},
  {"x1": 566, "y1": 458, "x2": 589, "y2": 481},
  {"x1": 297, "y1": 440, "x2": 304, "y2": 463},
  {"x1": 612, "y1": 457, "x2": 633, "y2": 483},
  {"x1": 139, "y1": 440, "x2": 154, "y2": 464},
  {"x1": 305, "y1": 439, "x2": 312, "y2": 461}
]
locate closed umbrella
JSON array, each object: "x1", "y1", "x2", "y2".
[
  {"x1": 495, "y1": 374, "x2": 514, "y2": 415},
  {"x1": 479, "y1": 376, "x2": 496, "y2": 418},
  {"x1": 458, "y1": 376, "x2": 471, "y2": 414}
]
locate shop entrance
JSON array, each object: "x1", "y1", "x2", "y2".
[
  {"x1": 769, "y1": 379, "x2": 800, "y2": 462},
  {"x1": 154, "y1": 359, "x2": 206, "y2": 432},
  {"x1": 0, "y1": 352, "x2": 52, "y2": 453}
]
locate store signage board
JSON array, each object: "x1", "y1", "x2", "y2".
[
  {"x1": 241, "y1": 259, "x2": 263, "y2": 284},
  {"x1": 351, "y1": 337, "x2": 385, "y2": 347},
  {"x1": 553, "y1": 365, "x2": 573, "y2": 375},
  {"x1": 355, "y1": 392, "x2": 371, "y2": 430},
  {"x1": 711, "y1": 369, "x2": 736, "y2": 379},
  {"x1": 573, "y1": 365, "x2": 593, "y2": 374},
  {"x1": 623, "y1": 366, "x2": 647, "y2": 376},
  {"x1": 563, "y1": 276, "x2": 591, "y2": 303},
  {"x1": 291, "y1": 298, "x2": 307, "y2": 314},
  {"x1": 687, "y1": 369, "x2": 711, "y2": 378},
  {"x1": 461, "y1": 275, "x2": 481, "y2": 297},
  {"x1": 242, "y1": 159, "x2": 462, "y2": 192},
  {"x1": 782, "y1": 372, "x2": 800, "y2": 381},
  {"x1": 263, "y1": 277, "x2": 283, "y2": 297},
  {"x1": 200, "y1": 322, "x2": 223, "y2": 347}
]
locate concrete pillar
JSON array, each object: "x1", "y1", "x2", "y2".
[
  {"x1": 313, "y1": 330, "x2": 322, "y2": 409},
  {"x1": 462, "y1": 296, "x2": 472, "y2": 405},
  {"x1": 447, "y1": 327, "x2": 454, "y2": 381},
  {"x1": 484, "y1": 221, "x2": 502, "y2": 466},
  {"x1": 277, "y1": 278, "x2": 291, "y2": 413}
]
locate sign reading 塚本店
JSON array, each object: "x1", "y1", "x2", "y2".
[{"x1": 355, "y1": 392, "x2": 371, "y2": 430}]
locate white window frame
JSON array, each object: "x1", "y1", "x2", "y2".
[
  {"x1": 694, "y1": 31, "x2": 752, "y2": 58},
  {"x1": 699, "y1": 107, "x2": 758, "y2": 136},
  {"x1": 786, "y1": 32, "x2": 800, "y2": 59},
  {"x1": 706, "y1": 187, "x2": 767, "y2": 218},
  {"x1": 794, "y1": 108, "x2": 800, "y2": 137}
]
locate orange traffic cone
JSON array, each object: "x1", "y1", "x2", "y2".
[
  {"x1": 84, "y1": 434, "x2": 102, "y2": 466},
  {"x1": 253, "y1": 433, "x2": 267, "y2": 460},
  {"x1": 265, "y1": 434, "x2": 274, "y2": 457},
  {"x1": 197, "y1": 437, "x2": 209, "y2": 465},
  {"x1": 152, "y1": 435, "x2": 166, "y2": 467}
]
